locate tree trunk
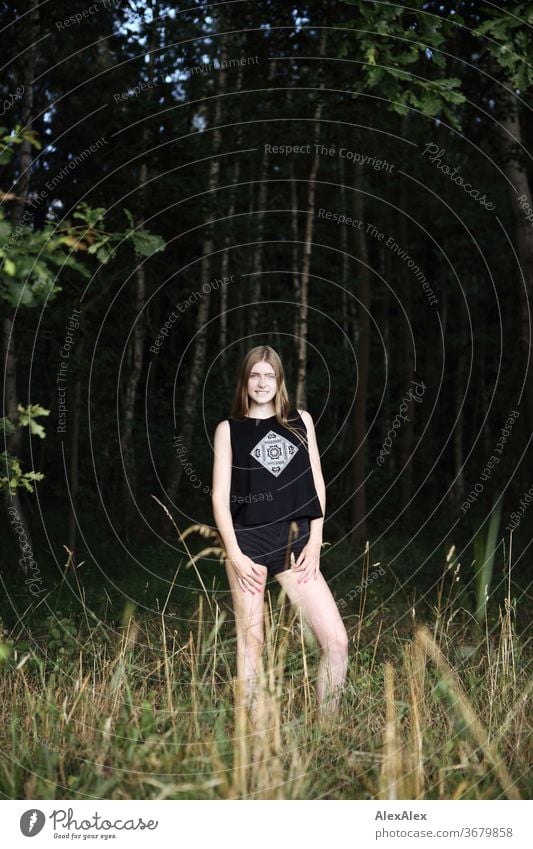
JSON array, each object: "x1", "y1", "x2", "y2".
[
  {"x1": 494, "y1": 76, "x2": 533, "y2": 473},
  {"x1": 120, "y1": 161, "x2": 147, "y2": 536},
  {"x1": 247, "y1": 148, "x2": 268, "y2": 341},
  {"x1": 120, "y1": 2, "x2": 159, "y2": 535},
  {"x1": 166, "y1": 24, "x2": 228, "y2": 503},
  {"x1": 335, "y1": 155, "x2": 353, "y2": 455},
  {"x1": 398, "y1": 165, "x2": 415, "y2": 509},
  {"x1": 350, "y1": 164, "x2": 370, "y2": 545},
  {"x1": 67, "y1": 311, "x2": 84, "y2": 565},
  {"x1": 290, "y1": 152, "x2": 300, "y2": 369},
  {"x1": 219, "y1": 64, "x2": 243, "y2": 387},
  {"x1": 295, "y1": 30, "x2": 327, "y2": 410},
  {"x1": 339, "y1": 155, "x2": 351, "y2": 355},
  {"x1": 451, "y1": 306, "x2": 466, "y2": 507},
  {"x1": 249, "y1": 60, "x2": 277, "y2": 340},
  {"x1": 289, "y1": 68, "x2": 300, "y2": 357},
  {"x1": 379, "y1": 244, "x2": 390, "y2": 462}
]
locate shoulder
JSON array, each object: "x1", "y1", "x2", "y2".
[
  {"x1": 296, "y1": 410, "x2": 321, "y2": 463},
  {"x1": 214, "y1": 419, "x2": 231, "y2": 438},
  {"x1": 213, "y1": 420, "x2": 231, "y2": 458},
  {"x1": 296, "y1": 409, "x2": 315, "y2": 429}
]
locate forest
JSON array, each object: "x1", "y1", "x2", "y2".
[{"x1": 0, "y1": 0, "x2": 531, "y2": 803}]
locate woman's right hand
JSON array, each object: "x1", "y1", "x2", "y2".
[{"x1": 227, "y1": 551, "x2": 266, "y2": 594}]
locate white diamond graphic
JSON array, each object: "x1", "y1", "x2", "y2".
[{"x1": 250, "y1": 430, "x2": 299, "y2": 477}]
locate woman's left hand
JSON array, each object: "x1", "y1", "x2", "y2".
[{"x1": 292, "y1": 542, "x2": 321, "y2": 583}]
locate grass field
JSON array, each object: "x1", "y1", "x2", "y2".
[{"x1": 0, "y1": 527, "x2": 531, "y2": 800}]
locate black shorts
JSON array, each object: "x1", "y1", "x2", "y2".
[{"x1": 233, "y1": 517, "x2": 311, "y2": 577}]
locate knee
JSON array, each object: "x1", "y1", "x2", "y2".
[
  {"x1": 326, "y1": 629, "x2": 349, "y2": 658},
  {"x1": 238, "y1": 629, "x2": 264, "y2": 655}
]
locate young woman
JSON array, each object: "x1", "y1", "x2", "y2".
[{"x1": 212, "y1": 345, "x2": 348, "y2": 717}]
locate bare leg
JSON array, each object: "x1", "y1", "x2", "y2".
[
  {"x1": 224, "y1": 558, "x2": 268, "y2": 715},
  {"x1": 274, "y1": 569, "x2": 349, "y2": 713}
]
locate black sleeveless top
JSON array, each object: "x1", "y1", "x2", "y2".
[{"x1": 226, "y1": 408, "x2": 323, "y2": 525}]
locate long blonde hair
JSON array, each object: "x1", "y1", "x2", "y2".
[{"x1": 229, "y1": 345, "x2": 309, "y2": 448}]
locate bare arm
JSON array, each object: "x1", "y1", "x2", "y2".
[
  {"x1": 211, "y1": 420, "x2": 265, "y2": 594},
  {"x1": 211, "y1": 420, "x2": 241, "y2": 558},
  {"x1": 298, "y1": 409, "x2": 325, "y2": 545}
]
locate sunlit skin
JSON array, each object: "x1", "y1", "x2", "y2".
[{"x1": 212, "y1": 358, "x2": 349, "y2": 714}]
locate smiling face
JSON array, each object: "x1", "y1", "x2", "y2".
[{"x1": 247, "y1": 360, "x2": 278, "y2": 407}]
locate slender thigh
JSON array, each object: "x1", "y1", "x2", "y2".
[
  {"x1": 224, "y1": 558, "x2": 268, "y2": 639},
  {"x1": 274, "y1": 569, "x2": 347, "y2": 648}
]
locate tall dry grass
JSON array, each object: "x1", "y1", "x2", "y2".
[{"x1": 0, "y1": 532, "x2": 530, "y2": 800}]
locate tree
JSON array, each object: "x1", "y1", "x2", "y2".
[
  {"x1": 339, "y1": 0, "x2": 466, "y2": 538},
  {"x1": 473, "y1": 4, "x2": 533, "y2": 473},
  {"x1": 166, "y1": 11, "x2": 230, "y2": 504}
]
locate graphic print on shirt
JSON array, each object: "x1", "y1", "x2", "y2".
[{"x1": 250, "y1": 429, "x2": 299, "y2": 478}]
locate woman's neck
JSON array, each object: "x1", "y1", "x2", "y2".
[{"x1": 246, "y1": 402, "x2": 276, "y2": 419}]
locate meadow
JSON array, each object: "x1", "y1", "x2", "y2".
[{"x1": 0, "y1": 520, "x2": 530, "y2": 801}]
